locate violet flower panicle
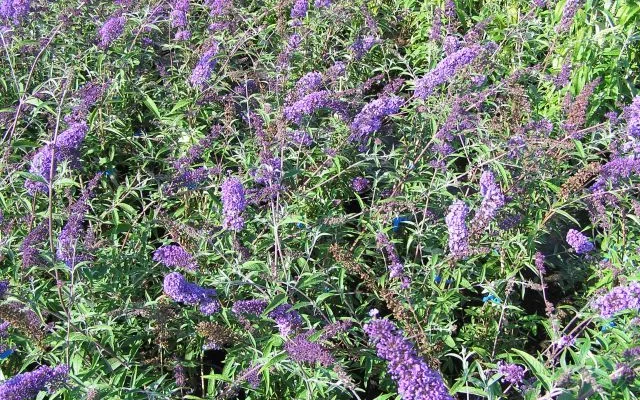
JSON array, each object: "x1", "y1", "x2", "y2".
[
  {"x1": 98, "y1": 15, "x2": 126, "y2": 49},
  {"x1": 565, "y1": 229, "x2": 594, "y2": 254},
  {"x1": 349, "y1": 96, "x2": 403, "y2": 145},
  {"x1": 0, "y1": 0, "x2": 31, "y2": 24},
  {"x1": 153, "y1": 244, "x2": 198, "y2": 271},
  {"x1": 375, "y1": 232, "x2": 409, "y2": 287},
  {"x1": 414, "y1": 45, "x2": 483, "y2": 99},
  {"x1": 221, "y1": 177, "x2": 247, "y2": 231},
  {"x1": 283, "y1": 90, "x2": 348, "y2": 124},
  {"x1": 163, "y1": 272, "x2": 220, "y2": 315},
  {"x1": 0, "y1": 364, "x2": 69, "y2": 399},
  {"x1": 623, "y1": 95, "x2": 640, "y2": 139},
  {"x1": 445, "y1": 200, "x2": 470, "y2": 258},
  {"x1": 364, "y1": 318, "x2": 453, "y2": 400},
  {"x1": 592, "y1": 282, "x2": 640, "y2": 318},
  {"x1": 284, "y1": 331, "x2": 334, "y2": 366},
  {"x1": 190, "y1": 42, "x2": 220, "y2": 88},
  {"x1": 56, "y1": 173, "x2": 101, "y2": 268}
]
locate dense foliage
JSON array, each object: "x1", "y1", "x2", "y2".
[{"x1": 0, "y1": 0, "x2": 639, "y2": 398}]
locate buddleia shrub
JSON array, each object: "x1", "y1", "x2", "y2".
[{"x1": 0, "y1": 0, "x2": 639, "y2": 398}]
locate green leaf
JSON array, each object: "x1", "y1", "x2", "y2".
[
  {"x1": 512, "y1": 349, "x2": 552, "y2": 390},
  {"x1": 142, "y1": 93, "x2": 161, "y2": 119},
  {"x1": 263, "y1": 293, "x2": 288, "y2": 315}
]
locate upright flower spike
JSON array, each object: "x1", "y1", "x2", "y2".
[
  {"x1": 364, "y1": 318, "x2": 453, "y2": 400},
  {"x1": 556, "y1": 0, "x2": 581, "y2": 33},
  {"x1": 288, "y1": 130, "x2": 313, "y2": 147},
  {"x1": 0, "y1": 281, "x2": 8, "y2": 299},
  {"x1": 623, "y1": 95, "x2": 640, "y2": 138},
  {"x1": 290, "y1": 0, "x2": 307, "y2": 19},
  {"x1": 553, "y1": 63, "x2": 572, "y2": 88},
  {"x1": 351, "y1": 35, "x2": 380, "y2": 60},
  {"x1": 66, "y1": 81, "x2": 109, "y2": 124},
  {"x1": 565, "y1": 229, "x2": 594, "y2": 254},
  {"x1": 24, "y1": 146, "x2": 56, "y2": 195},
  {"x1": 170, "y1": 0, "x2": 189, "y2": 28},
  {"x1": 56, "y1": 173, "x2": 101, "y2": 268},
  {"x1": 496, "y1": 362, "x2": 525, "y2": 387},
  {"x1": 471, "y1": 170, "x2": 505, "y2": 231},
  {"x1": 221, "y1": 177, "x2": 247, "y2": 231},
  {"x1": 20, "y1": 222, "x2": 47, "y2": 268},
  {"x1": 54, "y1": 121, "x2": 88, "y2": 168},
  {"x1": 206, "y1": 0, "x2": 232, "y2": 16},
  {"x1": 561, "y1": 78, "x2": 599, "y2": 137},
  {"x1": 268, "y1": 304, "x2": 303, "y2": 336},
  {"x1": 294, "y1": 72, "x2": 323, "y2": 97},
  {"x1": 430, "y1": 8, "x2": 442, "y2": 42},
  {"x1": 190, "y1": 42, "x2": 220, "y2": 88},
  {"x1": 98, "y1": 15, "x2": 126, "y2": 49},
  {"x1": 351, "y1": 177, "x2": 370, "y2": 192},
  {"x1": 445, "y1": 200, "x2": 470, "y2": 258}
]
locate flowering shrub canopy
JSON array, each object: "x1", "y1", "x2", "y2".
[{"x1": 0, "y1": 0, "x2": 639, "y2": 398}]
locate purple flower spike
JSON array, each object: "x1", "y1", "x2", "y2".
[
  {"x1": 205, "y1": 0, "x2": 231, "y2": 16},
  {"x1": 163, "y1": 272, "x2": 220, "y2": 315},
  {"x1": 233, "y1": 299, "x2": 302, "y2": 335},
  {"x1": 289, "y1": 130, "x2": 314, "y2": 147},
  {"x1": 497, "y1": 362, "x2": 525, "y2": 387},
  {"x1": 25, "y1": 146, "x2": 55, "y2": 195},
  {"x1": 445, "y1": 200, "x2": 470, "y2": 258},
  {"x1": 268, "y1": 304, "x2": 303, "y2": 336},
  {"x1": 98, "y1": 16, "x2": 126, "y2": 49},
  {"x1": 376, "y1": 233, "x2": 408, "y2": 286},
  {"x1": 471, "y1": 170, "x2": 505, "y2": 230},
  {"x1": 190, "y1": 42, "x2": 220, "y2": 88},
  {"x1": 285, "y1": 331, "x2": 334, "y2": 366},
  {"x1": 283, "y1": 90, "x2": 348, "y2": 124},
  {"x1": 0, "y1": 364, "x2": 69, "y2": 400},
  {"x1": 232, "y1": 299, "x2": 268, "y2": 316},
  {"x1": 566, "y1": 229, "x2": 594, "y2": 254},
  {"x1": 20, "y1": 222, "x2": 47, "y2": 268},
  {"x1": 364, "y1": 318, "x2": 453, "y2": 400},
  {"x1": 0, "y1": 0, "x2": 31, "y2": 24},
  {"x1": 56, "y1": 173, "x2": 101, "y2": 268},
  {"x1": 351, "y1": 177, "x2": 370, "y2": 193},
  {"x1": 414, "y1": 45, "x2": 483, "y2": 99},
  {"x1": 55, "y1": 121, "x2": 88, "y2": 167},
  {"x1": 556, "y1": 0, "x2": 581, "y2": 33},
  {"x1": 0, "y1": 280, "x2": 8, "y2": 298},
  {"x1": 553, "y1": 63, "x2": 572, "y2": 88},
  {"x1": 349, "y1": 96, "x2": 404, "y2": 145},
  {"x1": 592, "y1": 282, "x2": 640, "y2": 318},
  {"x1": 153, "y1": 244, "x2": 198, "y2": 271},
  {"x1": 351, "y1": 35, "x2": 380, "y2": 60},
  {"x1": 294, "y1": 72, "x2": 323, "y2": 97},
  {"x1": 221, "y1": 177, "x2": 247, "y2": 231},
  {"x1": 290, "y1": 0, "x2": 308, "y2": 19},
  {"x1": 623, "y1": 95, "x2": 640, "y2": 138}
]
